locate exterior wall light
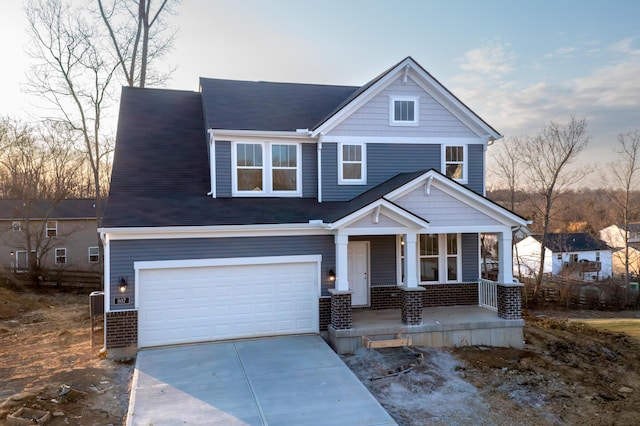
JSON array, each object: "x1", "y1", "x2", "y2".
[
  {"x1": 119, "y1": 277, "x2": 128, "y2": 293},
  {"x1": 328, "y1": 269, "x2": 336, "y2": 282}
]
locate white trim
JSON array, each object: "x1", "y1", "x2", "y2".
[
  {"x1": 88, "y1": 246, "x2": 99, "y2": 263},
  {"x1": 211, "y1": 129, "x2": 313, "y2": 140},
  {"x1": 441, "y1": 144, "x2": 468, "y2": 184},
  {"x1": 389, "y1": 95, "x2": 419, "y2": 126},
  {"x1": 231, "y1": 141, "x2": 302, "y2": 197},
  {"x1": 418, "y1": 233, "x2": 462, "y2": 284},
  {"x1": 103, "y1": 235, "x2": 111, "y2": 315},
  {"x1": 54, "y1": 247, "x2": 67, "y2": 264},
  {"x1": 208, "y1": 130, "x2": 216, "y2": 198},
  {"x1": 338, "y1": 142, "x2": 367, "y2": 185},
  {"x1": 133, "y1": 254, "x2": 323, "y2": 310},
  {"x1": 321, "y1": 136, "x2": 482, "y2": 144},
  {"x1": 348, "y1": 241, "x2": 370, "y2": 306},
  {"x1": 329, "y1": 198, "x2": 430, "y2": 230},
  {"x1": 46, "y1": 220, "x2": 57, "y2": 237}
]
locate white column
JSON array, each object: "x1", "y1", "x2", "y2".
[
  {"x1": 498, "y1": 229, "x2": 514, "y2": 284},
  {"x1": 404, "y1": 232, "x2": 418, "y2": 288},
  {"x1": 334, "y1": 234, "x2": 349, "y2": 291}
]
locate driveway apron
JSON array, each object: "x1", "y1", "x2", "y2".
[{"x1": 126, "y1": 335, "x2": 397, "y2": 425}]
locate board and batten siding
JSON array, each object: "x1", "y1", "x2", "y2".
[
  {"x1": 329, "y1": 77, "x2": 477, "y2": 138},
  {"x1": 467, "y1": 144, "x2": 484, "y2": 194},
  {"x1": 461, "y1": 233, "x2": 479, "y2": 282},
  {"x1": 301, "y1": 143, "x2": 317, "y2": 197},
  {"x1": 109, "y1": 235, "x2": 335, "y2": 310}
]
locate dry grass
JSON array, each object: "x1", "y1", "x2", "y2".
[{"x1": 570, "y1": 318, "x2": 640, "y2": 341}]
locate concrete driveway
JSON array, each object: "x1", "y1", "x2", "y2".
[{"x1": 126, "y1": 335, "x2": 397, "y2": 425}]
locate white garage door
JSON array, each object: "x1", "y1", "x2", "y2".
[{"x1": 137, "y1": 258, "x2": 319, "y2": 348}]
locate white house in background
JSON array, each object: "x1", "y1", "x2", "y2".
[
  {"x1": 600, "y1": 224, "x2": 640, "y2": 277},
  {"x1": 514, "y1": 233, "x2": 613, "y2": 281}
]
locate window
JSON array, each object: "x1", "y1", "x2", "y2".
[
  {"x1": 233, "y1": 142, "x2": 300, "y2": 195},
  {"x1": 443, "y1": 145, "x2": 467, "y2": 182},
  {"x1": 46, "y1": 220, "x2": 57, "y2": 237},
  {"x1": 338, "y1": 143, "x2": 366, "y2": 184},
  {"x1": 55, "y1": 248, "x2": 66, "y2": 265},
  {"x1": 596, "y1": 252, "x2": 600, "y2": 262},
  {"x1": 12, "y1": 221, "x2": 21, "y2": 232},
  {"x1": 389, "y1": 96, "x2": 419, "y2": 126},
  {"x1": 88, "y1": 247, "x2": 99, "y2": 263},
  {"x1": 569, "y1": 253, "x2": 578, "y2": 263},
  {"x1": 418, "y1": 233, "x2": 461, "y2": 283},
  {"x1": 557, "y1": 253, "x2": 562, "y2": 260}
]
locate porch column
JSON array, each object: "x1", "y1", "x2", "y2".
[
  {"x1": 403, "y1": 231, "x2": 418, "y2": 288},
  {"x1": 497, "y1": 229, "x2": 514, "y2": 284},
  {"x1": 334, "y1": 234, "x2": 349, "y2": 291}
]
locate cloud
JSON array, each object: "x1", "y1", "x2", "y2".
[
  {"x1": 458, "y1": 42, "x2": 515, "y2": 77},
  {"x1": 545, "y1": 46, "x2": 577, "y2": 58}
]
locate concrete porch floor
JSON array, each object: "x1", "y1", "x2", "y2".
[{"x1": 327, "y1": 305, "x2": 525, "y2": 354}]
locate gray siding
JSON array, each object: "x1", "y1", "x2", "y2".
[
  {"x1": 330, "y1": 77, "x2": 477, "y2": 138},
  {"x1": 351, "y1": 235, "x2": 397, "y2": 285},
  {"x1": 109, "y1": 235, "x2": 335, "y2": 310},
  {"x1": 467, "y1": 144, "x2": 484, "y2": 194},
  {"x1": 215, "y1": 141, "x2": 232, "y2": 197},
  {"x1": 461, "y1": 233, "x2": 479, "y2": 281},
  {"x1": 322, "y1": 143, "x2": 440, "y2": 201},
  {"x1": 302, "y1": 143, "x2": 317, "y2": 197}
]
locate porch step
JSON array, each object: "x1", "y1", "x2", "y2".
[{"x1": 361, "y1": 334, "x2": 412, "y2": 349}]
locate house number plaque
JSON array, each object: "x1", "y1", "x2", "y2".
[{"x1": 114, "y1": 297, "x2": 130, "y2": 305}]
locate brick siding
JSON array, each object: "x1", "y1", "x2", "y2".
[
  {"x1": 497, "y1": 285, "x2": 522, "y2": 320},
  {"x1": 319, "y1": 297, "x2": 331, "y2": 331},
  {"x1": 330, "y1": 292, "x2": 352, "y2": 330},
  {"x1": 422, "y1": 283, "x2": 478, "y2": 307},
  {"x1": 401, "y1": 288, "x2": 424, "y2": 325},
  {"x1": 105, "y1": 310, "x2": 138, "y2": 349}
]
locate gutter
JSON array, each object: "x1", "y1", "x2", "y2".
[{"x1": 317, "y1": 133, "x2": 324, "y2": 203}]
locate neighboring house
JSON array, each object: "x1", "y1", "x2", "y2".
[
  {"x1": 600, "y1": 224, "x2": 640, "y2": 276},
  {"x1": 0, "y1": 199, "x2": 100, "y2": 273},
  {"x1": 514, "y1": 233, "x2": 612, "y2": 281},
  {"x1": 100, "y1": 57, "x2": 529, "y2": 359}
]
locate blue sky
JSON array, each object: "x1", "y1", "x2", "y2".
[{"x1": 2, "y1": 0, "x2": 640, "y2": 178}]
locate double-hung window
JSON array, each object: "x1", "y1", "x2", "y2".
[
  {"x1": 338, "y1": 143, "x2": 366, "y2": 184},
  {"x1": 443, "y1": 145, "x2": 467, "y2": 183},
  {"x1": 55, "y1": 248, "x2": 66, "y2": 265},
  {"x1": 12, "y1": 221, "x2": 21, "y2": 232},
  {"x1": 88, "y1": 247, "x2": 100, "y2": 263},
  {"x1": 389, "y1": 96, "x2": 419, "y2": 126},
  {"x1": 233, "y1": 142, "x2": 300, "y2": 195},
  {"x1": 46, "y1": 220, "x2": 57, "y2": 237},
  {"x1": 418, "y1": 234, "x2": 461, "y2": 283}
]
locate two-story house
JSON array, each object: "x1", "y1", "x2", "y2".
[{"x1": 100, "y1": 57, "x2": 529, "y2": 359}]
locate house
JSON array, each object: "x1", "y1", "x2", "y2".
[
  {"x1": 99, "y1": 57, "x2": 529, "y2": 359},
  {"x1": 514, "y1": 233, "x2": 612, "y2": 281},
  {"x1": 600, "y1": 224, "x2": 640, "y2": 277},
  {"x1": 0, "y1": 199, "x2": 100, "y2": 273}
]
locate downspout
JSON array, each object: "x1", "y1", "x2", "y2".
[
  {"x1": 317, "y1": 133, "x2": 324, "y2": 203},
  {"x1": 207, "y1": 129, "x2": 216, "y2": 198}
]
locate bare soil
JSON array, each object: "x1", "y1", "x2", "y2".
[
  {"x1": 0, "y1": 286, "x2": 133, "y2": 426},
  {"x1": 2, "y1": 285, "x2": 640, "y2": 425},
  {"x1": 343, "y1": 309, "x2": 640, "y2": 426}
]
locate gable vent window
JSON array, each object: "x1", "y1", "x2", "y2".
[
  {"x1": 233, "y1": 141, "x2": 301, "y2": 196},
  {"x1": 389, "y1": 96, "x2": 419, "y2": 126},
  {"x1": 443, "y1": 145, "x2": 467, "y2": 183}
]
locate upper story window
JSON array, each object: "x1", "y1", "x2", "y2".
[
  {"x1": 46, "y1": 220, "x2": 57, "y2": 237},
  {"x1": 233, "y1": 142, "x2": 301, "y2": 196},
  {"x1": 55, "y1": 247, "x2": 66, "y2": 264},
  {"x1": 338, "y1": 143, "x2": 366, "y2": 185},
  {"x1": 389, "y1": 96, "x2": 419, "y2": 126},
  {"x1": 12, "y1": 221, "x2": 21, "y2": 232},
  {"x1": 443, "y1": 145, "x2": 467, "y2": 183}
]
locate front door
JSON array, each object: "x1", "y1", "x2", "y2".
[{"x1": 348, "y1": 241, "x2": 369, "y2": 306}]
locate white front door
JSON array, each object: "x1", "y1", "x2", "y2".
[{"x1": 348, "y1": 241, "x2": 369, "y2": 306}]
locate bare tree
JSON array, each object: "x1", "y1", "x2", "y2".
[
  {"x1": 518, "y1": 116, "x2": 591, "y2": 301},
  {"x1": 98, "y1": 0, "x2": 178, "y2": 87},
  {"x1": 605, "y1": 130, "x2": 640, "y2": 299},
  {"x1": 25, "y1": 0, "x2": 118, "y2": 227}
]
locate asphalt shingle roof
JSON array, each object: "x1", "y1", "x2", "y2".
[
  {"x1": 0, "y1": 199, "x2": 97, "y2": 220},
  {"x1": 533, "y1": 233, "x2": 610, "y2": 252}
]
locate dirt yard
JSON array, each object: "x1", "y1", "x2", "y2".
[
  {"x1": 0, "y1": 287, "x2": 133, "y2": 426},
  {"x1": 2, "y1": 286, "x2": 640, "y2": 426}
]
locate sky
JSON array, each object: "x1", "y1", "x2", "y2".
[{"x1": 2, "y1": 0, "x2": 640, "y2": 184}]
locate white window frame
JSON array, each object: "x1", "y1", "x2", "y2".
[
  {"x1": 338, "y1": 142, "x2": 367, "y2": 185},
  {"x1": 88, "y1": 246, "x2": 100, "y2": 263},
  {"x1": 442, "y1": 144, "x2": 468, "y2": 184},
  {"x1": 55, "y1": 247, "x2": 67, "y2": 265},
  {"x1": 12, "y1": 221, "x2": 21, "y2": 232},
  {"x1": 389, "y1": 96, "x2": 419, "y2": 126},
  {"x1": 410, "y1": 233, "x2": 462, "y2": 284},
  {"x1": 46, "y1": 220, "x2": 58, "y2": 237},
  {"x1": 231, "y1": 141, "x2": 302, "y2": 196}
]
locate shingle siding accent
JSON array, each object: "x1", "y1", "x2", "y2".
[
  {"x1": 302, "y1": 143, "x2": 318, "y2": 197},
  {"x1": 105, "y1": 310, "x2": 138, "y2": 349},
  {"x1": 109, "y1": 235, "x2": 335, "y2": 310},
  {"x1": 215, "y1": 141, "x2": 232, "y2": 197}
]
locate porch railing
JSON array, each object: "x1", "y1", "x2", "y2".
[{"x1": 478, "y1": 278, "x2": 498, "y2": 312}]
